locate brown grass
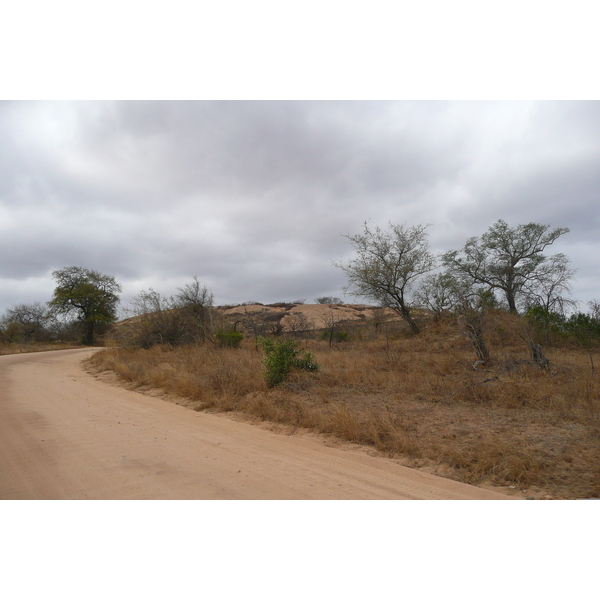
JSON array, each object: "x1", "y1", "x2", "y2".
[
  {"x1": 86, "y1": 314, "x2": 600, "y2": 499},
  {"x1": 0, "y1": 342, "x2": 84, "y2": 356}
]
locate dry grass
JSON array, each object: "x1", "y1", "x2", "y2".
[
  {"x1": 87, "y1": 315, "x2": 600, "y2": 499},
  {"x1": 0, "y1": 342, "x2": 84, "y2": 356}
]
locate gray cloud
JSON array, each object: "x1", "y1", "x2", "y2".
[{"x1": 1, "y1": 100, "x2": 599, "y2": 314}]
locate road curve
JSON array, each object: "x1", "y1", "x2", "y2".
[{"x1": 1, "y1": 348, "x2": 512, "y2": 500}]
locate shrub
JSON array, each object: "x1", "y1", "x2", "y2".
[
  {"x1": 320, "y1": 330, "x2": 349, "y2": 343},
  {"x1": 216, "y1": 329, "x2": 244, "y2": 348},
  {"x1": 258, "y1": 337, "x2": 318, "y2": 387},
  {"x1": 315, "y1": 296, "x2": 343, "y2": 305},
  {"x1": 525, "y1": 306, "x2": 566, "y2": 346},
  {"x1": 563, "y1": 313, "x2": 600, "y2": 345}
]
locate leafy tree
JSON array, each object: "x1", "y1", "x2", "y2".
[
  {"x1": 525, "y1": 305, "x2": 566, "y2": 346},
  {"x1": 335, "y1": 222, "x2": 435, "y2": 334},
  {"x1": 0, "y1": 318, "x2": 23, "y2": 344},
  {"x1": 563, "y1": 312, "x2": 600, "y2": 374},
  {"x1": 563, "y1": 313, "x2": 600, "y2": 343},
  {"x1": 49, "y1": 267, "x2": 121, "y2": 345},
  {"x1": 442, "y1": 220, "x2": 570, "y2": 313}
]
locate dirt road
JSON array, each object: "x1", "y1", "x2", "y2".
[{"x1": 0, "y1": 348, "x2": 512, "y2": 499}]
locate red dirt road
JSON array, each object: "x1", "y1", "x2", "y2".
[{"x1": 0, "y1": 349, "x2": 512, "y2": 499}]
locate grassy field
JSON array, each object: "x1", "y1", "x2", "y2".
[{"x1": 87, "y1": 312, "x2": 600, "y2": 499}]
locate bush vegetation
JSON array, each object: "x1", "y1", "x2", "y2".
[
  {"x1": 258, "y1": 337, "x2": 319, "y2": 387},
  {"x1": 88, "y1": 307, "x2": 600, "y2": 499},
  {"x1": 215, "y1": 329, "x2": 244, "y2": 348},
  {"x1": 6, "y1": 221, "x2": 600, "y2": 498}
]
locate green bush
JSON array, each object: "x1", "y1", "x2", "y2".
[
  {"x1": 525, "y1": 306, "x2": 566, "y2": 346},
  {"x1": 258, "y1": 337, "x2": 318, "y2": 387},
  {"x1": 320, "y1": 330, "x2": 349, "y2": 343},
  {"x1": 216, "y1": 329, "x2": 244, "y2": 348},
  {"x1": 563, "y1": 313, "x2": 600, "y2": 346}
]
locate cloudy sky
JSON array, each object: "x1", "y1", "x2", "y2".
[{"x1": 1, "y1": 100, "x2": 599, "y2": 315}]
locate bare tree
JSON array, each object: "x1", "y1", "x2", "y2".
[
  {"x1": 175, "y1": 277, "x2": 215, "y2": 343},
  {"x1": 240, "y1": 307, "x2": 273, "y2": 342},
  {"x1": 176, "y1": 276, "x2": 213, "y2": 310},
  {"x1": 124, "y1": 289, "x2": 181, "y2": 347},
  {"x1": 366, "y1": 306, "x2": 393, "y2": 336},
  {"x1": 4, "y1": 302, "x2": 50, "y2": 342},
  {"x1": 320, "y1": 309, "x2": 344, "y2": 347},
  {"x1": 521, "y1": 253, "x2": 576, "y2": 315},
  {"x1": 414, "y1": 273, "x2": 456, "y2": 321},
  {"x1": 266, "y1": 312, "x2": 286, "y2": 336},
  {"x1": 451, "y1": 279, "x2": 494, "y2": 366},
  {"x1": 442, "y1": 220, "x2": 570, "y2": 314},
  {"x1": 122, "y1": 278, "x2": 215, "y2": 347},
  {"x1": 588, "y1": 299, "x2": 600, "y2": 322},
  {"x1": 286, "y1": 311, "x2": 311, "y2": 337},
  {"x1": 335, "y1": 222, "x2": 435, "y2": 334}
]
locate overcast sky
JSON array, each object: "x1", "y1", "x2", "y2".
[{"x1": 1, "y1": 100, "x2": 599, "y2": 315}]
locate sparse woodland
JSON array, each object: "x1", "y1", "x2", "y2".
[{"x1": 3, "y1": 221, "x2": 600, "y2": 498}]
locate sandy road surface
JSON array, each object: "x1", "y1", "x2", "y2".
[{"x1": 0, "y1": 349, "x2": 512, "y2": 499}]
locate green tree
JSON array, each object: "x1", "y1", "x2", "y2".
[
  {"x1": 563, "y1": 312, "x2": 600, "y2": 374},
  {"x1": 525, "y1": 306, "x2": 566, "y2": 346},
  {"x1": 442, "y1": 220, "x2": 570, "y2": 314},
  {"x1": 49, "y1": 267, "x2": 121, "y2": 345}
]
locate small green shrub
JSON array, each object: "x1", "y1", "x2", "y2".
[
  {"x1": 320, "y1": 330, "x2": 349, "y2": 343},
  {"x1": 258, "y1": 337, "x2": 318, "y2": 387},
  {"x1": 216, "y1": 329, "x2": 244, "y2": 348}
]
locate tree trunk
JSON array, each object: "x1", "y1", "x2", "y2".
[
  {"x1": 405, "y1": 315, "x2": 421, "y2": 335},
  {"x1": 465, "y1": 323, "x2": 490, "y2": 364},
  {"x1": 458, "y1": 314, "x2": 490, "y2": 365},
  {"x1": 84, "y1": 321, "x2": 95, "y2": 345},
  {"x1": 397, "y1": 304, "x2": 421, "y2": 334},
  {"x1": 527, "y1": 340, "x2": 550, "y2": 371},
  {"x1": 506, "y1": 291, "x2": 518, "y2": 313}
]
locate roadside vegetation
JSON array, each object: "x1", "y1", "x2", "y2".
[
  {"x1": 1, "y1": 266, "x2": 121, "y2": 351},
  {"x1": 5, "y1": 220, "x2": 600, "y2": 498},
  {"x1": 88, "y1": 306, "x2": 600, "y2": 500},
  {"x1": 0, "y1": 342, "x2": 84, "y2": 356}
]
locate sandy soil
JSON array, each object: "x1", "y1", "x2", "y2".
[{"x1": 0, "y1": 348, "x2": 512, "y2": 500}]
